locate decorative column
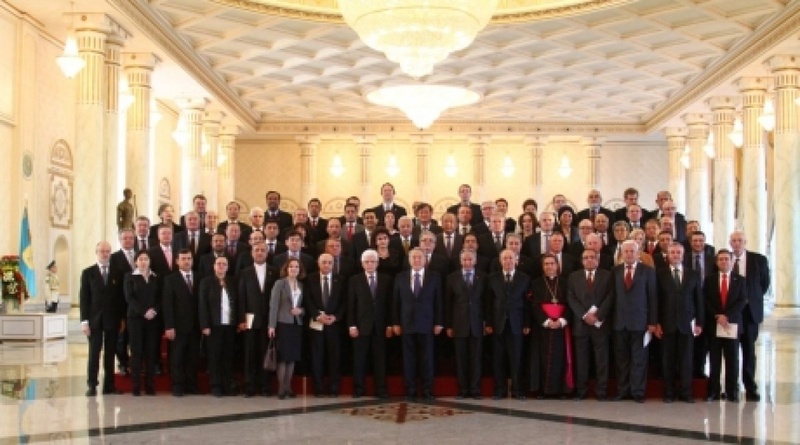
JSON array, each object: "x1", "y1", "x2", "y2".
[
  {"x1": 767, "y1": 55, "x2": 800, "y2": 307},
  {"x1": 218, "y1": 126, "x2": 240, "y2": 208},
  {"x1": 469, "y1": 135, "x2": 491, "y2": 201},
  {"x1": 123, "y1": 52, "x2": 157, "y2": 217},
  {"x1": 581, "y1": 136, "x2": 603, "y2": 192},
  {"x1": 664, "y1": 127, "x2": 687, "y2": 215},
  {"x1": 354, "y1": 135, "x2": 376, "y2": 201},
  {"x1": 176, "y1": 98, "x2": 207, "y2": 212},
  {"x1": 708, "y1": 96, "x2": 737, "y2": 248},
  {"x1": 411, "y1": 134, "x2": 433, "y2": 201},
  {"x1": 104, "y1": 31, "x2": 126, "y2": 242},
  {"x1": 297, "y1": 135, "x2": 320, "y2": 204},
  {"x1": 683, "y1": 113, "x2": 711, "y2": 230},
  {"x1": 525, "y1": 135, "x2": 547, "y2": 205},
  {"x1": 74, "y1": 19, "x2": 108, "y2": 268},
  {"x1": 202, "y1": 111, "x2": 225, "y2": 212},
  {"x1": 737, "y1": 77, "x2": 769, "y2": 254}
]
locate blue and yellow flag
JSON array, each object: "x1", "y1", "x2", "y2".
[{"x1": 19, "y1": 206, "x2": 35, "y2": 297}]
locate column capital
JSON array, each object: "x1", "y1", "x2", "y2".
[
  {"x1": 682, "y1": 113, "x2": 711, "y2": 126},
  {"x1": 220, "y1": 126, "x2": 241, "y2": 137},
  {"x1": 580, "y1": 136, "x2": 604, "y2": 146},
  {"x1": 765, "y1": 54, "x2": 800, "y2": 72},
  {"x1": 736, "y1": 76, "x2": 770, "y2": 93},
  {"x1": 174, "y1": 97, "x2": 209, "y2": 111},
  {"x1": 706, "y1": 96, "x2": 737, "y2": 111},
  {"x1": 203, "y1": 111, "x2": 226, "y2": 124},
  {"x1": 69, "y1": 12, "x2": 131, "y2": 39},
  {"x1": 410, "y1": 134, "x2": 433, "y2": 144},
  {"x1": 352, "y1": 134, "x2": 376, "y2": 144},
  {"x1": 664, "y1": 127, "x2": 687, "y2": 139},
  {"x1": 523, "y1": 135, "x2": 548, "y2": 145},
  {"x1": 122, "y1": 52, "x2": 159, "y2": 70},
  {"x1": 296, "y1": 134, "x2": 321, "y2": 144},
  {"x1": 468, "y1": 134, "x2": 491, "y2": 144}
]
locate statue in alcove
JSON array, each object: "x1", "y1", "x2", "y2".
[{"x1": 116, "y1": 188, "x2": 136, "y2": 231}]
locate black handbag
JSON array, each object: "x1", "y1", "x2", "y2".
[{"x1": 263, "y1": 338, "x2": 277, "y2": 372}]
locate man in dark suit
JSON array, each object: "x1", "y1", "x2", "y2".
[
  {"x1": 217, "y1": 201, "x2": 253, "y2": 241},
  {"x1": 248, "y1": 207, "x2": 267, "y2": 234},
  {"x1": 624, "y1": 204, "x2": 646, "y2": 231},
  {"x1": 148, "y1": 225, "x2": 177, "y2": 277},
  {"x1": 162, "y1": 249, "x2": 201, "y2": 396},
  {"x1": 305, "y1": 254, "x2": 346, "y2": 397},
  {"x1": 273, "y1": 230, "x2": 316, "y2": 273},
  {"x1": 705, "y1": 249, "x2": 747, "y2": 402},
  {"x1": 197, "y1": 233, "x2": 228, "y2": 284},
  {"x1": 348, "y1": 249, "x2": 393, "y2": 398},
  {"x1": 315, "y1": 218, "x2": 351, "y2": 259},
  {"x1": 351, "y1": 209, "x2": 378, "y2": 262},
  {"x1": 80, "y1": 241, "x2": 124, "y2": 396},
  {"x1": 134, "y1": 216, "x2": 152, "y2": 253},
  {"x1": 654, "y1": 198, "x2": 687, "y2": 243},
  {"x1": 392, "y1": 248, "x2": 443, "y2": 400},
  {"x1": 478, "y1": 213, "x2": 507, "y2": 260},
  {"x1": 307, "y1": 198, "x2": 328, "y2": 242},
  {"x1": 341, "y1": 203, "x2": 365, "y2": 244},
  {"x1": 148, "y1": 203, "x2": 185, "y2": 240},
  {"x1": 173, "y1": 211, "x2": 211, "y2": 266},
  {"x1": 613, "y1": 187, "x2": 647, "y2": 224},
  {"x1": 729, "y1": 231, "x2": 770, "y2": 402},
  {"x1": 391, "y1": 216, "x2": 419, "y2": 255},
  {"x1": 323, "y1": 238, "x2": 357, "y2": 280},
  {"x1": 567, "y1": 249, "x2": 613, "y2": 400},
  {"x1": 265, "y1": 190, "x2": 293, "y2": 232},
  {"x1": 523, "y1": 211, "x2": 556, "y2": 257},
  {"x1": 578, "y1": 233, "x2": 614, "y2": 271},
  {"x1": 652, "y1": 230, "x2": 673, "y2": 271},
  {"x1": 656, "y1": 242, "x2": 704, "y2": 403},
  {"x1": 180, "y1": 194, "x2": 208, "y2": 234},
  {"x1": 434, "y1": 213, "x2": 463, "y2": 270},
  {"x1": 530, "y1": 232, "x2": 577, "y2": 279},
  {"x1": 485, "y1": 249, "x2": 532, "y2": 400},
  {"x1": 490, "y1": 233, "x2": 535, "y2": 277},
  {"x1": 110, "y1": 229, "x2": 135, "y2": 376},
  {"x1": 236, "y1": 242, "x2": 275, "y2": 397},
  {"x1": 612, "y1": 240, "x2": 658, "y2": 403},
  {"x1": 683, "y1": 230, "x2": 716, "y2": 377},
  {"x1": 370, "y1": 182, "x2": 408, "y2": 223},
  {"x1": 415, "y1": 232, "x2": 450, "y2": 288},
  {"x1": 576, "y1": 189, "x2": 616, "y2": 227},
  {"x1": 445, "y1": 249, "x2": 487, "y2": 399},
  {"x1": 411, "y1": 202, "x2": 441, "y2": 236},
  {"x1": 447, "y1": 184, "x2": 482, "y2": 227},
  {"x1": 263, "y1": 219, "x2": 287, "y2": 265}
]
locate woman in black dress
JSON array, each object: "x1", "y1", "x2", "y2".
[
  {"x1": 124, "y1": 250, "x2": 161, "y2": 396},
  {"x1": 372, "y1": 227, "x2": 403, "y2": 277},
  {"x1": 269, "y1": 258, "x2": 306, "y2": 399}
]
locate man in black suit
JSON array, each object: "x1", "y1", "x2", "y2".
[
  {"x1": 576, "y1": 189, "x2": 615, "y2": 227},
  {"x1": 305, "y1": 254, "x2": 346, "y2": 397},
  {"x1": 684, "y1": 230, "x2": 715, "y2": 378},
  {"x1": 416, "y1": 232, "x2": 450, "y2": 288},
  {"x1": 624, "y1": 204, "x2": 646, "y2": 231},
  {"x1": 411, "y1": 202, "x2": 441, "y2": 236},
  {"x1": 567, "y1": 249, "x2": 613, "y2": 400},
  {"x1": 705, "y1": 249, "x2": 748, "y2": 402},
  {"x1": 351, "y1": 209, "x2": 378, "y2": 262},
  {"x1": 217, "y1": 202, "x2": 253, "y2": 242},
  {"x1": 197, "y1": 233, "x2": 227, "y2": 284},
  {"x1": 204, "y1": 211, "x2": 219, "y2": 236},
  {"x1": 222, "y1": 223, "x2": 250, "y2": 273},
  {"x1": 340, "y1": 203, "x2": 364, "y2": 244},
  {"x1": 134, "y1": 216, "x2": 152, "y2": 253},
  {"x1": 445, "y1": 249, "x2": 487, "y2": 399},
  {"x1": 392, "y1": 216, "x2": 419, "y2": 255},
  {"x1": 162, "y1": 249, "x2": 201, "y2": 396},
  {"x1": 315, "y1": 218, "x2": 351, "y2": 259},
  {"x1": 370, "y1": 182, "x2": 408, "y2": 223},
  {"x1": 247, "y1": 206, "x2": 266, "y2": 234},
  {"x1": 236, "y1": 242, "x2": 275, "y2": 398},
  {"x1": 324, "y1": 238, "x2": 357, "y2": 280},
  {"x1": 612, "y1": 240, "x2": 658, "y2": 403},
  {"x1": 265, "y1": 190, "x2": 293, "y2": 232},
  {"x1": 348, "y1": 249, "x2": 393, "y2": 398},
  {"x1": 148, "y1": 225, "x2": 177, "y2": 277},
  {"x1": 652, "y1": 230, "x2": 673, "y2": 271},
  {"x1": 613, "y1": 187, "x2": 646, "y2": 224},
  {"x1": 478, "y1": 213, "x2": 507, "y2": 260},
  {"x1": 581, "y1": 233, "x2": 614, "y2": 271},
  {"x1": 491, "y1": 233, "x2": 535, "y2": 278},
  {"x1": 531, "y1": 232, "x2": 577, "y2": 279},
  {"x1": 307, "y1": 198, "x2": 328, "y2": 242},
  {"x1": 173, "y1": 211, "x2": 211, "y2": 266},
  {"x1": 180, "y1": 194, "x2": 208, "y2": 234},
  {"x1": 654, "y1": 198, "x2": 687, "y2": 243},
  {"x1": 148, "y1": 203, "x2": 185, "y2": 240},
  {"x1": 110, "y1": 229, "x2": 135, "y2": 376},
  {"x1": 656, "y1": 242, "x2": 704, "y2": 403},
  {"x1": 233, "y1": 230, "x2": 265, "y2": 274},
  {"x1": 80, "y1": 241, "x2": 124, "y2": 396},
  {"x1": 729, "y1": 231, "x2": 770, "y2": 402},
  {"x1": 434, "y1": 213, "x2": 463, "y2": 270},
  {"x1": 263, "y1": 219, "x2": 286, "y2": 264},
  {"x1": 570, "y1": 218, "x2": 594, "y2": 257},
  {"x1": 485, "y1": 249, "x2": 532, "y2": 400},
  {"x1": 273, "y1": 230, "x2": 316, "y2": 273},
  {"x1": 457, "y1": 232, "x2": 492, "y2": 274},
  {"x1": 392, "y1": 248, "x2": 443, "y2": 400},
  {"x1": 523, "y1": 211, "x2": 556, "y2": 257},
  {"x1": 447, "y1": 184, "x2": 483, "y2": 227}
]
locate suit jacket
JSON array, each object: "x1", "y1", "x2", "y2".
[
  {"x1": 124, "y1": 272, "x2": 162, "y2": 319},
  {"x1": 264, "y1": 210, "x2": 293, "y2": 233},
  {"x1": 657, "y1": 267, "x2": 704, "y2": 335},
  {"x1": 523, "y1": 232, "x2": 556, "y2": 258},
  {"x1": 490, "y1": 254, "x2": 536, "y2": 279},
  {"x1": 652, "y1": 248, "x2": 669, "y2": 271},
  {"x1": 485, "y1": 270, "x2": 532, "y2": 335},
  {"x1": 371, "y1": 204, "x2": 408, "y2": 225},
  {"x1": 390, "y1": 234, "x2": 419, "y2": 255},
  {"x1": 350, "y1": 230, "x2": 374, "y2": 262},
  {"x1": 80, "y1": 264, "x2": 125, "y2": 330},
  {"x1": 649, "y1": 211, "x2": 688, "y2": 243},
  {"x1": 269, "y1": 278, "x2": 304, "y2": 327},
  {"x1": 447, "y1": 202, "x2": 483, "y2": 227},
  {"x1": 180, "y1": 213, "x2": 207, "y2": 234},
  {"x1": 445, "y1": 269, "x2": 487, "y2": 338},
  {"x1": 738, "y1": 251, "x2": 770, "y2": 323},
  {"x1": 308, "y1": 217, "x2": 329, "y2": 242},
  {"x1": 272, "y1": 251, "x2": 317, "y2": 275},
  {"x1": 148, "y1": 222, "x2": 185, "y2": 240},
  {"x1": 412, "y1": 223, "x2": 443, "y2": 237},
  {"x1": 304, "y1": 272, "x2": 346, "y2": 325},
  {"x1": 173, "y1": 230, "x2": 212, "y2": 262},
  {"x1": 682, "y1": 245, "x2": 717, "y2": 282},
  {"x1": 162, "y1": 269, "x2": 199, "y2": 333},
  {"x1": 529, "y1": 252, "x2": 577, "y2": 280},
  {"x1": 109, "y1": 250, "x2": 134, "y2": 315},
  {"x1": 333, "y1": 255, "x2": 358, "y2": 280},
  {"x1": 612, "y1": 263, "x2": 658, "y2": 331},
  {"x1": 392, "y1": 269, "x2": 443, "y2": 333},
  {"x1": 316, "y1": 238, "x2": 351, "y2": 259},
  {"x1": 347, "y1": 272, "x2": 393, "y2": 336},
  {"x1": 434, "y1": 232, "x2": 464, "y2": 264},
  {"x1": 576, "y1": 207, "x2": 616, "y2": 225},
  {"x1": 265, "y1": 240, "x2": 287, "y2": 265},
  {"x1": 451, "y1": 253, "x2": 492, "y2": 276},
  {"x1": 478, "y1": 232, "x2": 507, "y2": 259},
  {"x1": 198, "y1": 275, "x2": 238, "y2": 328},
  {"x1": 236, "y1": 264, "x2": 276, "y2": 330},
  {"x1": 147, "y1": 245, "x2": 178, "y2": 277},
  {"x1": 703, "y1": 272, "x2": 747, "y2": 326},
  {"x1": 567, "y1": 268, "x2": 613, "y2": 337}
]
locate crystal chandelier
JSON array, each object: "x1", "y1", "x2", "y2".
[
  {"x1": 56, "y1": 1, "x2": 85, "y2": 78},
  {"x1": 339, "y1": 0, "x2": 499, "y2": 78},
  {"x1": 367, "y1": 85, "x2": 480, "y2": 129},
  {"x1": 727, "y1": 117, "x2": 743, "y2": 148}
]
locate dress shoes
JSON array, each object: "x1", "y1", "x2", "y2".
[
  {"x1": 663, "y1": 396, "x2": 674, "y2": 403},
  {"x1": 172, "y1": 391, "x2": 184, "y2": 397},
  {"x1": 633, "y1": 396, "x2": 645, "y2": 403},
  {"x1": 727, "y1": 394, "x2": 740, "y2": 403},
  {"x1": 132, "y1": 388, "x2": 141, "y2": 397},
  {"x1": 314, "y1": 393, "x2": 325, "y2": 398},
  {"x1": 679, "y1": 396, "x2": 695, "y2": 403},
  {"x1": 278, "y1": 393, "x2": 286, "y2": 400},
  {"x1": 422, "y1": 393, "x2": 435, "y2": 401},
  {"x1": 456, "y1": 392, "x2": 467, "y2": 400},
  {"x1": 613, "y1": 394, "x2": 631, "y2": 401},
  {"x1": 706, "y1": 394, "x2": 721, "y2": 401},
  {"x1": 471, "y1": 394, "x2": 482, "y2": 400},
  {"x1": 745, "y1": 391, "x2": 761, "y2": 402},
  {"x1": 102, "y1": 387, "x2": 122, "y2": 395},
  {"x1": 85, "y1": 387, "x2": 97, "y2": 397},
  {"x1": 515, "y1": 394, "x2": 527, "y2": 401},
  {"x1": 286, "y1": 391, "x2": 296, "y2": 398},
  {"x1": 212, "y1": 389, "x2": 223, "y2": 398},
  {"x1": 145, "y1": 388, "x2": 156, "y2": 396},
  {"x1": 405, "y1": 395, "x2": 416, "y2": 402},
  {"x1": 377, "y1": 392, "x2": 389, "y2": 400},
  {"x1": 352, "y1": 391, "x2": 363, "y2": 399},
  {"x1": 244, "y1": 391, "x2": 256, "y2": 398},
  {"x1": 492, "y1": 394, "x2": 504, "y2": 400}
]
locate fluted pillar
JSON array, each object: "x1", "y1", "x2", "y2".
[
  {"x1": 104, "y1": 33, "x2": 125, "y2": 242},
  {"x1": 664, "y1": 127, "x2": 687, "y2": 215},
  {"x1": 202, "y1": 111, "x2": 225, "y2": 211},
  {"x1": 581, "y1": 136, "x2": 603, "y2": 192},
  {"x1": 525, "y1": 135, "x2": 547, "y2": 204},
  {"x1": 708, "y1": 96, "x2": 737, "y2": 248},
  {"x1": 354, "y1": 135, "x2": 376, "y2": 200},
  {"x1": 123, "y1": 52, "x2": 157, "y2": 216},
  {"x1": 683, "y1": 113, "x2": 711, "y2": 230},
  {"x1": 176, "y1": 98, "x2": 207, "y2": 211},
  {"x1": 411, "y1": 134, "x2": 433, "y2": 201},
  {"x1": 469, "y1": 135, "x2": 491, "y2": 201},
  {"x1": 297, "y1": 135, "x2": 320, "y2": 205},
  {"x1": 218, "y1": 126, "x2": 239, "y2": 208},
  {"x1": 737, "y1": 77, "x2": 769, "y2": 254},
  {"x1": 767, "y1": 55, "x2": 800, "y2": 307}
]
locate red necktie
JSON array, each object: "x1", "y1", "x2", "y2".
[
  {"x1": 347, "y1": 224, "x2": 354, "y2": 241},
  {"x1": 720, "y1": 273, "x2": 728, "y2": 307},
  {"x1": 624, "y1": 265, "x2": 633, "y2": 290}
]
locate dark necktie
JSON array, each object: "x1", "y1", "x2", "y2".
[
  {"x1": 590, "y1": 209, "x2": 597, "y2": 222},
  {"x1": 462, "y1": 227, "x2": 468, "y2": 235},
  {"x1": 369, "y1": 274, "x2": 377, "y2": 298},
  {"x1": 625, "y1": 265, "x2": 633, "y2": 290},
  {"x1": 587, "y1": 270, "x2": 594, "y2": 289},
  {"x1": 413, "y1": 272, "x2": 422, "y2": 297},
  {"x1": 268, "y1": 242, "x2": 275, "y2": 254},
  {"x1": 322, "y1": 275, "x2": 330, "y2": 308},
  {"x1": 445, "y1": 235, "x2": 453, "y2": 256},
  {"x1": 185, "y1": 273, "x2": 193, "y2": 293},
  {"x1": 494, "y1": 234, "x2": 503, "y2": 251},
  {"x1": 101, "y1": 266, "x2": 108, "y2": 285},
  {"x1": 733, "y1": 257, "x2": 740, "y2": 275},
  {"x1": 505, "y1": 273, "x2": 512, "y2": 288},
  {"x1": 139, "y1": 239, "x2": 147, "y2": 251},
  {"x1": 189, "y1": 233, "x2": 196, "y2": 253},
  {"x1": 228, "y1": 243, "x2": 236, "y2": 256},
  {"x1": 672, "y1": 268, "x2": 681, "y2": 287},
  {"x1": 544, "y1": 234, "x2": 551, "y2": 254},
  {"x1": 333, "y1": 256, "x2": 340, "y2": 275},
  {"x1": 465, "y1": 271, "x2": 473, "y2": 288}
]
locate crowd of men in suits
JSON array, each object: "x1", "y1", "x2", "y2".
[{"x1": 80, "y1": 183, "x2": 771, "y2": 403}]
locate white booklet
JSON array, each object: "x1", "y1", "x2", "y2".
[
  {"x1": 716, "y1": 323, "x2": 738, "y2": 339},
  {"x1": 246, "y1": 313, "x2": 255, "y2": 329}
]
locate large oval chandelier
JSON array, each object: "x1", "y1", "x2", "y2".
[
  {"x1": 339, "y1": 0, "x2": 499, "y2": 78},
  {"x1": 367, "y1": 85, "x2": 481, "y2": 129}
]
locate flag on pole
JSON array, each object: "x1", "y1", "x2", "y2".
[{"x1": 19, "y1": 205, "x2": 35, "y2": 297}]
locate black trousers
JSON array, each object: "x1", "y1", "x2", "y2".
[
  {"x1": 128, "y1": 317, "x2": 160, "y2": 389},
  {"x1": 454, "y1": 334, "x2": 483, "y2": 396},
  {"x1": 115, "y1": 327, "x2": 129, "y2": 369},
  {"x1": 573, "y1": 330, "x2": 610, "y2": 397},
  {"x1": 352, "y1": 331, "x2": 386, "y2": 395},
  {"x1": 402, "y1": 332, "x2": 435, "y2": 395},
  {"x1": 661, "y1": 332, "x2": 694, "y2": 398},
  {"x1": 309, "y1": 325, "x2": 342, "y2": 394},
  {"x1": 170, "y1": 329, "x2": 200, "y2": 392},
  {"x1": 243, "y1": 327, "x2": 271, "y2": 394},
  {"x1": 493, "y1": 324, "x2": 523, "y2": 396},
  {"x1": 740, "y1": 306, "x2": 760, "y2": 392},
  {"x1": 208, "y1": 324, "x2": 235, "y2": 393},
  {"x1": 87, "y1": 326, "x2": 119, "y2": 390},
  {"x1": 708, "y1": 331, "x2": 739, "y2": 397},
  {"x1": 613, "y1": 329, "x2": 648, "y2": 398}
]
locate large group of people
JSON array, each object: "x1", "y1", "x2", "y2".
[{"x1": 79, "y1": 183, "x2": 770, "y2": 404}]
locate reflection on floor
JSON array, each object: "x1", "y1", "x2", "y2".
[{"x1": 0, "y1": 308, "x2": 799, "y2": 444}]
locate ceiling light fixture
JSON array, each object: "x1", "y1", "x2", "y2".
[
  {"x1": 330, "y1": 154, "x2": 345, "y2": 177},
  {"x1": 367, "y1": 85, "x2": 480, "y2": 129},
  {"x1": 119, "y1": 78, "x2": 135, "y2": 112},
  {"x1": 501, "y1": 156, "x2": 515, "y2": 177},
  {"x1": 558, "y1": 155, "x2": 572, "y2": 178},
  {"x1": 56, "y1": 1, "x2": 85, "y2": 78},
  {"x1": 703, "y1": 131, "x2": 715, "y2": 159},
  {"x1": 386, "y1": 154, "x2": 400, "y2": 177},
  {"x1": 728, "y1": 117, "x2": 743, "y2": 148},
  {"x1": 759, "y1": 98, "x2": 775, "y2": 132},
  {"x1": 339, "y1": 0, "x2": 499, "y2": 78},
  {"x1": 444, "y1": 154, "x2": 458, "y2": 177},
  {"x1": 680, "y1": 143, "x2": 691, "y2": 169}
]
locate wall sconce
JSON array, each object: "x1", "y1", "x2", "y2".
[
  {"x1": 444, "y1": 154, "x2": 458, "y2": 177},
  {"x1": 558, "y1": 155, "x2": 572, "y2": 178},
  {"x1": 703, "y1": 131, "x2": 715, "y2": 159},
  {"x1": 330, "y1": 154, "x2": 344, "y2": 177},
  {"x1": 386, "y1": 154, "x2": 400, "y2": 177},
  {"x1": 759, "y1": 98, "x2": 775, "y2": 132},
  {"x1": 728, "y1": 117, "x2": 743, "y2": 148},
  {"x1": 500, "y1": 155, "x2": 515, "y2": 177}
]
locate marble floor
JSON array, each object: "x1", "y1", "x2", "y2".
[{"x1": 1, "y1": 308, "x2": 799, "y2": 444}]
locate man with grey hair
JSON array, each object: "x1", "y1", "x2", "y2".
[
  {"x1": 248, "y1": 206, "x2": 265, "y2": 233},
  {"x1": 306, "y1": 253, "x2": 345, "y2": 397},
  {"x1": 523, "y1": 211, "x2": 556, "y2": 257}
]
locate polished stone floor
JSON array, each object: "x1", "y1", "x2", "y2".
[{"x1": 1, "y1": 308, "x2": 799, "y2": 444}]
